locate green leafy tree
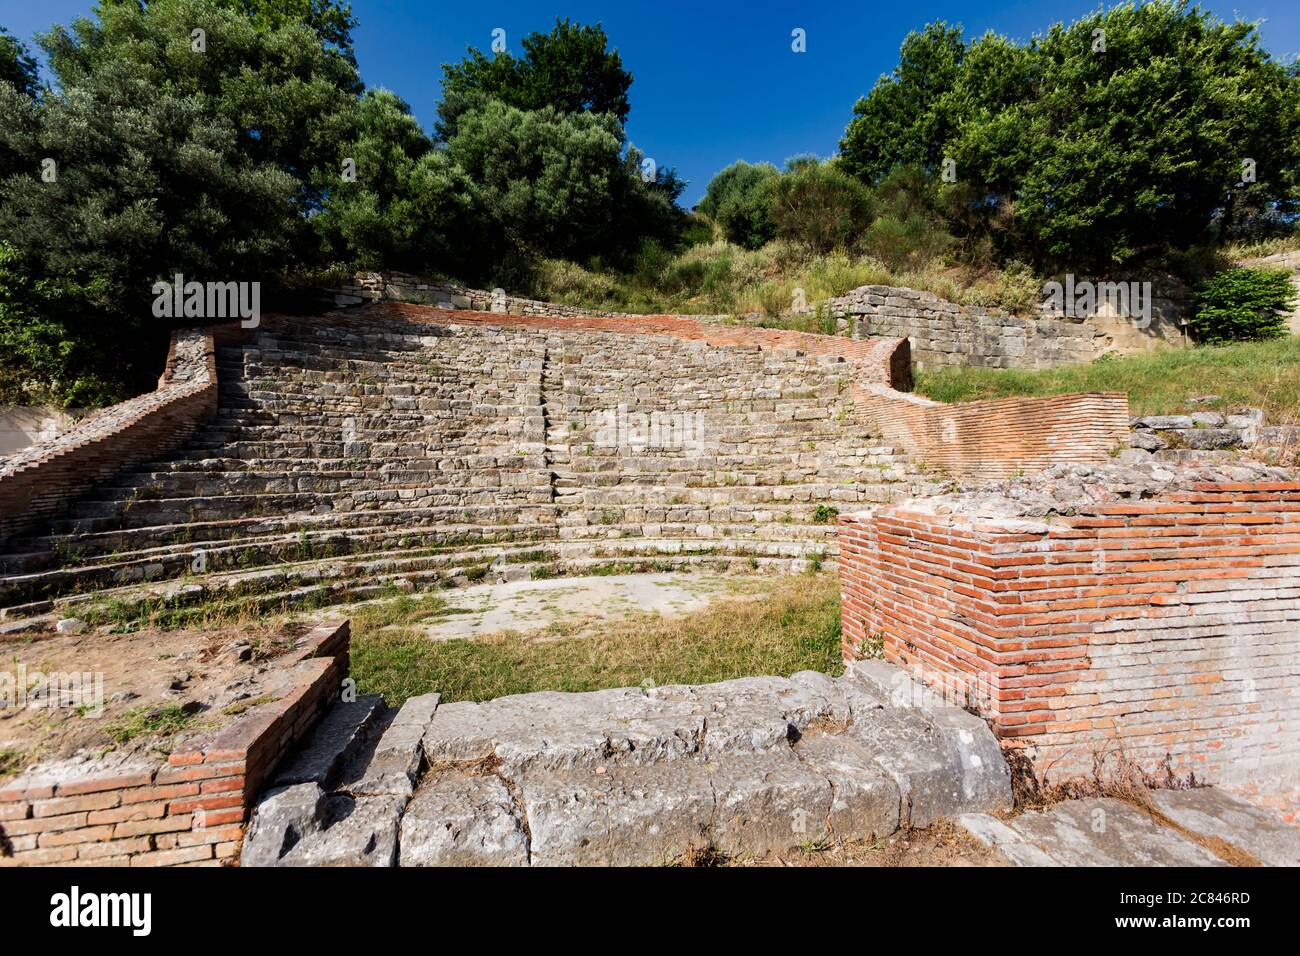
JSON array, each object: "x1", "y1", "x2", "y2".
[
  {"x1": 0, "y1": 26, "x2": 39, "y2": 96},
  {"x1": 0, "y1": 0, "x2": 358, "y2": 402},
  {"x1": 436, "y1": 18, "x2": 632, "y2": 140},
  {"x1": 446, "y1": 101, "x2": 673, "y2": 264},
  {"x1": 44, "y1": 0, "x2": 362, "y2": 222},
  {"x1": 839, "y1": 22, "x2": 965, "y2": 183},
  {"x1": 1192, "y1": 268, "x2": 1296, "y2": 343},
  {"x1": 101, "y1": 0, "x2": 358, "y2": 60},
  {"x1": 840, "y1": 3, "x2": 1300, "y2": 270},
  {"x1": 315, "y1": 89, "x2": 492, "y2": 278},
  {"x1": 698, "y1": 161, "x2": 780, "y2": 250}
]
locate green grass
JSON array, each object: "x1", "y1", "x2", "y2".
[
  {"x1": 0, "y1": 749, "x2": 23, "y2": 781},
  {"x1": 915, "y1": 338, "x2": 1300, "y2": 420},
  {"x1": 104, "y1": 704, "x2": 195, "y2": 745},
  {"x1": 350, "y1": 573, "x2": 844, "y2": 706}
]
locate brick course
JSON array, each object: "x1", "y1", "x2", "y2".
[
  {"x1": 854, "y1": 383, "x2": 1131, "y2": 479},
  {"x1": 0, "y1": 619, "x2": 349, "y2": 867},
  {"x1": 838, "y1": 482, "x2": 1300, "y2": 811},
  {"x1": 0, "y1": 329, "x2": 219, "y2": 547}
]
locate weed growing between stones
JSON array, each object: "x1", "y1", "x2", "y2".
[{"x1": 1009, "y1": 747, "x2": 1261, "y2": 867}]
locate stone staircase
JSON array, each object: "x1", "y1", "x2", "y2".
[
  {"x1": 239, "y1": 661, "x2": 1013, "y2": 866},
  {"x1": 0, "y1": 313, "x2": 934, "y2": 622}
]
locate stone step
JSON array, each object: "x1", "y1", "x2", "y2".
[
  {"x1": 271, "y1": 694, "x2": 389, "y2": 790},
  {"x1": 242, "y1": 665, "x2": 1012, "y2": 867},
  {"x1": 17, "y1": 540, "x2": 838, "y2": 619},
  {"x1": 959, "y1": 798, "x2": 1229, "y2": 867}
]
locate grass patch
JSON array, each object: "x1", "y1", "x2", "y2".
[
  {"x1": 0, "y1": 748, "x2": 23, "y2": 780},
  {"x1": 104, "y1": 704, "x2": 195, "y2": 745},
  {"x1": 220, "y1": 694, "x2": 277, "y2": 717},
  {"x1": 915, "y1": 338, "x2": 1300, "y2": 420},
  {"x1": 350, "y1": 573, "x2": 843, "y2": 706}
]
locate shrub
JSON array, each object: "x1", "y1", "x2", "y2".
[
  {"x1": 1192, "y1": 268, "x2": 1296, "y2": 344},
  {"x1": 698, "y1": 161, "x2": 780, "y2": 250},
  {"x1": 771, "y1": 161, "x2": 874, "y2": 254}
]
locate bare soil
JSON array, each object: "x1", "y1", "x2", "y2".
[{"x1": 0, "y1": 619, "x2": 315, "y2": 780}]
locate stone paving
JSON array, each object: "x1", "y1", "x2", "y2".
[
  {"x1": 419, "y1": 571, "x2": 770, "y2": 640},
  {"x1": 959, "y1": 789, "x2": 1300, "y2": 867}
]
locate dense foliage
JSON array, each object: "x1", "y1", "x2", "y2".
[
  {"x1": 436, "y1": 19, "x2": 632, "y2": 141},
  {"x1": 0, "y1": 5, "x2": 682, "y2": 405},
  {"x1": 839, "y1": 2, "x2": 1300, "y2": 271},
  {"x1": 1191, "y1": 268, "x2": 1296, "y2": 343}
]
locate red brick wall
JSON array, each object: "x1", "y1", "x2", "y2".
[
  {"x1": 853, "y1": 383, "x2": 1131, "y2": 479},
  {"x1": 0, "y1": 329, "x2": 219, "y2": 547},
  {"x1": 0, "y1": 620, "x2": 349, "y2": 867},
  {"x1": 839, "y1": 484, "x2": 1300, "y2": 809}
]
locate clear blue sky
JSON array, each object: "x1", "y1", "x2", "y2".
[{"x1": 5, "y1": 1, "x2": 1300, "y2": 205}]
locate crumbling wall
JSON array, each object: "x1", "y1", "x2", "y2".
[
  {"x1": 826, "y1": 285, "x2": 1187, "y2": 370},
  {"x1": 838, "y1": 462, "x2": 1300, "y2": 811}
]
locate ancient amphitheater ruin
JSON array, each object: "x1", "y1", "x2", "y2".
[{"x1": 1, "y1": 275, "x2": 1297, "y2": 867}]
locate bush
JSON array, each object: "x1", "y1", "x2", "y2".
[
  {"x1": 698, "y1": 161, "x2": 780, "y2": 250},
  {"x1": 1192, "y1": 268, "x2": 1296, "y2": 344},
  {"x1": 771, "y1": 161, "x2": 874, "y2": 254}
]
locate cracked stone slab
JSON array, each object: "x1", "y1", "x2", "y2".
[
  {"x1": 992, "y1": 798, "x2": 1226, "y2": 867},
  {"x1": 277, "y1": 794, "x2": 405, "y2": 867},
  {"x1": 1150, "y1": 789, "x2": 1300, "y2": 867},
  {"x1": 272, "y1": 694, "x2": 385, "y2": 788},
  {"x1": 399, "y1": 772, "x2": 529, "y2": 867},
  {"x1": 518, "y1": 761, "x2": 715, "y2": 866},
  {"x1": 845, "y1": 706, "x2": 972, "y2": 828},
  {"x1": 843, "y1": 660, "x2": 1012, "y2": 821},
  {"x1": 793, "y1": 732, "x2": 900, "y2": 842},
  {"x1": 352, "y1": 692, "x2": 440, "y2": 797},
  {"x1": 648, "y1": 675, "x2": 846, "y2": 756},
  {"x1": 708, "y1": 749, "x2": 833, "y2": 857},
  {"x1": 243, "y1": 784, "x2": 403, "y2": 867},
  {"x1": 241, "y1": 782, "x2": 327, "y2": 867},
  {"x1": 425, "y1": 688, "x2": 706, "y2": 774}
]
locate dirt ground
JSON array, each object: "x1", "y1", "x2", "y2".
[{"x1": 0, "y1": 619, "x2": 315, "y2": 779}]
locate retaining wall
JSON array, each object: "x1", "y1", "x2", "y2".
[
  {"x1": 826, "y1": 285, "x2": 1187, "y2": 370},
  {"x1": 0, "y1": 329, "x2": 219, "y2": 547},
  {"x1": 838, "y1": 481, "x2": 1300, "y2": 812},
  {"x1": 854, "y1": 384, "x2": 1131, "y2": 480}
]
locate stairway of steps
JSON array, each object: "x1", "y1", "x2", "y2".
[
  {"x1": 240, "y1": 661, "x2": 1013, "y2": 867},
  {"x1": 0, "y1": 316, "x2": 937, "y2": 622}
]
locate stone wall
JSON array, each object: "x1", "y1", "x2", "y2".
[
  {"x1": 826, "y1": 285, "x2": 1187, "y2": 371},
  {"x1": 0, "y1": 329, "x2": 219, "y2": 548},
  {"x1": 853, "y1": 384, "x2": 1131, "y2": 480},
  {"x1": 362, "y1": 301, "x2": 910, "y2": 383},
  {"x1": 837, "y1": 463, "x2": 1300, "y2": 811},
  {"x1": 325, "y1": 271, "x2": 730, "y2": 322},
  {"x1": 0, "y1": 620, "x2": 348, "y2": 867}
]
